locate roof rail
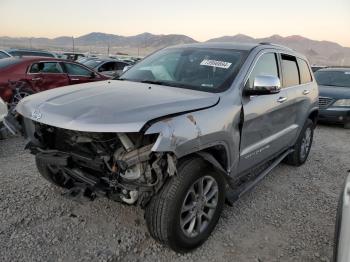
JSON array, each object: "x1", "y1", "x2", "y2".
[{"x1": 259, "y1": 42, "x2": 294, "y2": 51}]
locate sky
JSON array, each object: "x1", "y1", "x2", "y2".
[{"x1": 1, "y1": 0, "x2": 350, "y2": 46}]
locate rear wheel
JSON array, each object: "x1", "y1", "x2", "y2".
[
  {"x1": 284, "y1": 119, "x2": 314, "y2": 166},
  {"x1": 145, "y1": 157, "x2": 226, "y2": 252}
]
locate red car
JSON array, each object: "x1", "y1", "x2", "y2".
[{"x1": 0, "y1": 57, "x2": 109, "y2": 107}]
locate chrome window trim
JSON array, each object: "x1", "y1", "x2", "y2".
[{"x1": 242, "y1": 48, "x2": 315, "y2": 93}]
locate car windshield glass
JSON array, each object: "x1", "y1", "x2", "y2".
[
  {"x1": 83, "y1": 59, "x2": 103, "y2": 68},
  {"x1": 119, "y1": 47, "x2": 246, "y2": 92},
  {"x1": 315, "y1": 70, "x2": 350, "y2": 88},
  {"x1": 0, "y1": 58, "x2": 21, "y2": 69}
]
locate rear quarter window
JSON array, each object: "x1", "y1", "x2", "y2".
[
  {"x1": 297, "y1": 58, "x2": 312, "y2": 84},
  {"x1": 281, "y1": 54, "x2": 300, "y2": 87}
]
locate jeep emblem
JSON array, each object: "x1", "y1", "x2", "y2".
[{"x1": 31, "y1": 109, "x2": 42, "y2": 121}]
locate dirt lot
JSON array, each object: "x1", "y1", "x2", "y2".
[{"x1": 0, "y1": 125, "x2": 349, "y2": 262}]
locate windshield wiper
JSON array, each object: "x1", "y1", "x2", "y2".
[{"x1": 140, "y1": 80, "x2": 169, "y2": 85}]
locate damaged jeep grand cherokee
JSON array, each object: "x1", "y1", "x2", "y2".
[{"x1": 8, "y1": 42, "x2": 319, "y2": 252}]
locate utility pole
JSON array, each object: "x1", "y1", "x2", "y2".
[{"x1": 72, "y1": 36, "x2": 75, "y2": 53}]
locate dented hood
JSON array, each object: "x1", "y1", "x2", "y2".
[{"x1": 16, "y1": 80, "x2": 219, "y2": 132}]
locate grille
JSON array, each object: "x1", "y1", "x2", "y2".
[{"x1": 318, "y1": 97, "x2": 334, "y2": 109}]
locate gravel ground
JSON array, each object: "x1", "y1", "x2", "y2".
[{"x1": 0, "y1": 124, "x2": 349, "y2": 262}]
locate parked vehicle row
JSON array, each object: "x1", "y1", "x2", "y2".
[
  {"x1": 0, "y1": 57, "x2": 109, "y2": 108},
  {"x1": 5, "y1": 42, "x2": 319, "y2": 252}
]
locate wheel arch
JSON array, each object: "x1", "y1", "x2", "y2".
[{"x1": 308, "y1": 109, "x2": 319, "y2": 128}]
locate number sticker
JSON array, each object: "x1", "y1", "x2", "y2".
[{"x1": 200, "y1": 59, "x2": 232, "y2": 69}]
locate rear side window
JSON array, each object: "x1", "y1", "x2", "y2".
[
  {"x1": 297, "y1": 58, "x2": 312, "y2": 84},
  {"x1": 29, "y1": 62, "x2": 63, "y2": 73},
  {"x1": 116, "y1": 62, "x2": 128, "y2": 70},
  {"x1": 64, "y1": 63, "x2": 92, "y2": 76},
  {"x1": 247, "y1": 53, "x2": 279, "y2": 88},
  {"x1": 281, "y1": 54, "x2": 300, "y2": 87},
  {"x1": 0, "y1": 58, "x2": 21, "y2": 69}
]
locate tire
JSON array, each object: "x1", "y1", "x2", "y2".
[
  {"x1": 145, "y1": 157, "x2": 226, "y2": 252},
  {"x1": 36, "y1": 157, "x2": 72, "y2": 189},
  {"x1": 284, "y1": 119, "x2": 314, "y2": 166},
  {"x1": 10, "y1": 88, "x2": 34, "y2": 113}
]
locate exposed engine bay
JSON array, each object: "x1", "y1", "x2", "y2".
[{"x1": 27, "y1": 121, "x2": 177, "y2": 206}]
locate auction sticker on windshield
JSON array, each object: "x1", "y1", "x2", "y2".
[{"x1": 200, "y1": 59, "x2": 232, "y2": 69}]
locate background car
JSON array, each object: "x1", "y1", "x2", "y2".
[
  {"x1": 311, "y1": 65, "x2": 327, "y2": 72},
  {"x1": 314, "y1": 67, "x2": 350, "y2": 128},
  {"x1": 6, "y1": 49, "x2": 58, "y2": 58},
  {"x1": 0, "y1": 57, "x2": 109, "y2": 107},
  {"x1": 334, "y1": 173, "x2": 350, "y2": 262},
  {"x1": 0, "y1": 50, "x2": 12, "y2": 59},
  {"x1": 81, "y1": 58, "x2": 130, "y2": 78},
  {"x1": 61, "y1": 52, "x2": 87, "y2": 61}
]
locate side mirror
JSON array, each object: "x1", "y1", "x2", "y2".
[
  {"x1": 90, "y1": 72, "x2": 97, "y2": 78},
  {"x1": 244, "y1": 75, "x2": 281, "y2": 96}
]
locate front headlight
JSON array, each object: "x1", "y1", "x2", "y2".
[{"x1": 332, "y1": 99, "x2": 350, "y2": 107}]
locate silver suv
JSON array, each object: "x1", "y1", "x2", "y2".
[{"x1": 9, "y1": 42, "x2": 318, "y2": 252}]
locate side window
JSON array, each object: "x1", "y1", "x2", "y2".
[
  {"x1": 29, "y1": 62, "x2": 63, "y2": 73},
  {"x1": 64, "y1": 63, "x2": 92, "y2": 76},
  {"x1": 281, "y1": 54, "x2": 300, "y2": 87},
  {"x1": 247, "y1": 53, "x2": 279, "y2": 88},
  {"x1": 297, "y1": 58, "x2": 312, "y2": 84},
  {"x1": 99, "y1": 62, "x2": 115, "y2": 72},
  {"x1": 116, "y1": 62, "x2": 127, "y2": 70}
]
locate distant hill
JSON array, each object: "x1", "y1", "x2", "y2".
[
  {"x1": 0, "y1": 32, "x2": 197, "y2": 50},
  {"x1": 207, "y1": 34, "x2": 350, "y2": 66},
  {"x1": 1, "y1": 32, "x2": 349, "y2": 65}
]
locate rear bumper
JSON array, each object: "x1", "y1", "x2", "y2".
[{"x1": 319, "y1": 108, "x2": 350, "y2": 124}]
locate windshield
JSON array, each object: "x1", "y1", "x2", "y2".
[
  {"x1": 315, "y1": 70, "x2": 350, "y2": 88},
  {"x1": 82, "y1": 59, "x2": 103, "y2": 68},
  {"x1": 119, "y1": 47, "x2": 246, "y2": 92}
]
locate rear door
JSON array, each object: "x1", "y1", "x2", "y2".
[
  {"x1": 286, "y1": 56, "x2": 315, "y2": 137},
  {"x1": 62, "y1": 62, "x2": 102, "y2": 84},
  {"x1": 238, "y1": 51, "x2": 297, "y2": 173},
  {"x1": 27, "y1": 61, "x2": 69, "y2": 92}
]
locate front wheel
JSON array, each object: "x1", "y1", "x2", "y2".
[
  {"x1": 145, "y1": 157, "x2": 226, "y2": 252},
  {"x1": 284, "y1": 119, "x2": 314, "y2": 166}
]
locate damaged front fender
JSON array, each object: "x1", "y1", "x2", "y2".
[{"x1": 144, "y1": 103, "x2": 242, "y2": 175}]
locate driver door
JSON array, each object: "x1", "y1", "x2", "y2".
[{"x1": 238, "y1": 52, "x2": 297, "y2": 173}]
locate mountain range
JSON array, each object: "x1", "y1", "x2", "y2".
[{"x1": 1, "y1": 32, "x2": 349, "y2": 65}]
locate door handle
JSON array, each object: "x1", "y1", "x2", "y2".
[
  {"x1": 303, "y1": 90, "x2": 310, "y2": 95},
  {"x1": 31, "y1": 77, "x2": 42, "y2": 81},
  {"x1": 277, "y1": 97, "x2": 287, "y2": 103}
]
